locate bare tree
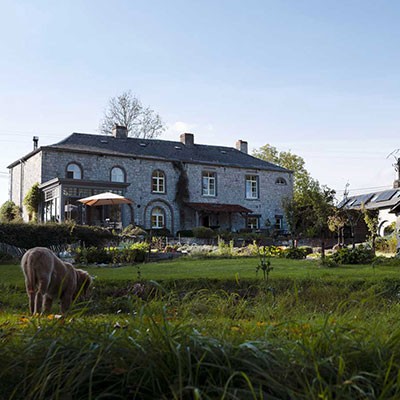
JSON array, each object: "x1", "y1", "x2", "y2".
[{"x1": 99, "y1": 91, "x2": 165, "y2": 138}]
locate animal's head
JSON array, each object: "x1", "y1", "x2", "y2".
[{"x1": 75, "y1": 269, "x2": 92, "y2": 298}]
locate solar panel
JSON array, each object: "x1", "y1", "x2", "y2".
[
  {"x1": 374, "y1": 189, "x2": 398, "y2": 202},
  {"x1": 352, "y1": 193, "x2": 374, "y2": 206},
  {"x1": 337, "y1": 198, "x2": 349, "y2": 208}
]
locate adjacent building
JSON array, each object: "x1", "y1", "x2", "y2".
[
  {"x1": 8, "y1": 127, "x2": 293, "y2": 235},
  {"x1": 338, "y1": 184, "x2": 400, "y2": 247}
]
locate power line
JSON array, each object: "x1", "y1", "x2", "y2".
[{"x1": 336, "y1": 185, "x2": 392, "y2": 195}]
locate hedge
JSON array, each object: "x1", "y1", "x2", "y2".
[{"x1": 0, "y1": 223, "x2": 115, "y2": 249}]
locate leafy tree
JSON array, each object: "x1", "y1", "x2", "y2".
[
  {"x1": 99, "y1": 90, "x2": 165, "y2": 138},
  {"x1": 283, "y1": 184, "x2": 335, "y2": 258},
  {"x1": 0, "y1": 201, "x2": 22, "y2": 223},
  {"x1": 254, "y1": 144, "x2": 336, "y2": 257},
  {"x1": 328, "y1": 209, "x2": 347, "y2": 246},
  {"x1": 253, "y1": 144, "x2": 315, "y2": 200},
  {"x1": 23, "y1": 183, "x2": 41, "y2": 222},
  {"x1": 361, "y1": 206, "x2": 379, "y2": 252}
]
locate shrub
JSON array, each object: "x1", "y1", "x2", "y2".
[
  {"x1": 176, "y1": 229, "x2": 194, "y2": 237},
  {"x1": 128, "y1": 242, "x2": 149, "y2": 262},
  {"x1": 74, "y1": 246, "x2": 112, "y2": 264},
  {"x1": 75, "y1": 242, "x2": 150, "y2": 265},
  {"x1": 282, "y1": 247, "x2": 308, "y2": 259},
  {"x1": 121, "y1": 224, "x2": 147, "y2": 238},
  {"x1": 147, "y1": 228, "x2": 171, "y2": 237},
  {"x1": 375, "y1": 236, "x2": 397, "y2": 253},
  {"x1": 23, "y1": 183, "x2": 40, "y2": 222},
  {"x1": 331, "y1": 245, "x2": 375, "y2": 265},
  {"x1": 0, "y1": 223, "x2": 114, "y2": 248},
  {"x1": 300, "y1": 246, "x2": 313, "y2": 256},
  {"x1": 0, "y1": 251, "x2": 18, "y2": 264},
  {"x1": 192, "y1": 226, "x2": 216, "y2": 239},
  {"x1": 0, "y1": 201, "x2": 22, "y2": 223}
]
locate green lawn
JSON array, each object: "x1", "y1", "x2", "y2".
[{"x1": 3, "y1": 255, "x2": 400, "y2": 286}]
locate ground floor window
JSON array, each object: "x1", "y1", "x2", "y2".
[
  {"x1": 44, "y1": 198, "x2": 60, "y2": 222},
  {"x1": 247, "y1": 216, "x2": 259, "y2": 229},
  {"x1": 151, "y1": 207, "x2": 165, "y2": 229},
  {"x1": 275, "y1": 215, "x2": 283, "y2": 231}
]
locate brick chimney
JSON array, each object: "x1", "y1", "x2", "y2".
[
  {"x1": 236, "y1": 140, "x2": 248, "y2": 154},
  {"x1": 33, "y1": 136, "x2": 39, "y2": 150},
  {"x1": 112, "y1": 125, "x2": 128, "y2": 139},
  {"x1": 180, "y1": 132, "x2": 194, "y2": 146}
]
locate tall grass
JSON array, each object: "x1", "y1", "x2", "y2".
[
  {"x1": 3, "y1": 257, "x2": 400, "y2": 398},
  {"x1": 2, "y1": 277, "x2": 400, "y2": 398}
]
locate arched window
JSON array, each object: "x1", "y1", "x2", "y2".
[
  {"x1": 275, "y1": 177, "x2": 287, "y2": 185},
  {"x1": 151, "y1": 207, "x2": 165, "y2": 229},
  {"x1": 111, "y1": 166, "x2": 125, "y2": 182},
  {"x1": 66, "y1": 163, "x2": 82, "y2": 179},
  {"x1": 152, "y1": 170, "x2": 165, "y2": 193}
]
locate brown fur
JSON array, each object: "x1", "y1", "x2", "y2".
[{"x1": 21, "y1": 247, "x2": 92, "y2": 314}]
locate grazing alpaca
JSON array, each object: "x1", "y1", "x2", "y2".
[{"x1": 21, "y1": 247, "x2": 92, "y2": 314}]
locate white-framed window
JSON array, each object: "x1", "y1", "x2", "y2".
[
  {"x1": 247, "y1": 216, "x2": 259, "y2": 229},
  {"x1": 202, "y1": 172, "x2": 216, "y2": 196},
  {"x1": 111, "y1": 167, "x2": 125, "y2": 182},
  {"x1": 275, "y1": 215, "x2": 283, "y2": 231},
  {"x1": 245, "y1": 175, "x2": 258, "y2": 199},
  {"x1": 151, "y1": 207, "x2": 165, "y2": 229},
  {"x1": 152, "y1": 170, "x2": 165, "y2": 193},
  {"x1": 275, "y1": 177, "x2": 287, "y2": 185},
  {"x1": 66, "y1": 163, "x2": 82, "y2": 179}
]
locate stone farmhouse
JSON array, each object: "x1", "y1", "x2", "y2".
[{"x1": 8, "y1": 127, "x2": 293, "y2": 235}]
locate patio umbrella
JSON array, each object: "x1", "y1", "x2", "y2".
[{"x1": 78, "y1": 192, "x2": 133, "y2": 207}]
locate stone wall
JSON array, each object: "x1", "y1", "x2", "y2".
[
  {"x1": 9, "y1": 153, "x2": 42, "y2": 221},
  {"x1": 20, "y1": 147, "x2": 293, "y2": 233}
]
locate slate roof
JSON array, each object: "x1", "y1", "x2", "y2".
[
  {"x1": 9, "y1": 132, "x2": 290, "y2": 173},
  {"x1": 339, "y1": 188, "x2": 400, "y2": 210}
]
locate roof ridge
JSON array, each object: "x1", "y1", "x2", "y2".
[{"x1": 11, "y1": 131, "x2": 292, "y2": 173}]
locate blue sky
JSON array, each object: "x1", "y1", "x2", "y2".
[{"x1": 1, "y1": 0, "x2": 400, "y2": 205}]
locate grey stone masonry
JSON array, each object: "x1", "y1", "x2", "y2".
[
  {"x1": 9, "y1": 152, "x2": 42, "y2": 220},
  {"x1": 8, "y1": 132, "x2": 293, "y2": 233}
]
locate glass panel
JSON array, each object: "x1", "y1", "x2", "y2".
[
  {"x1": 152, "y1": 171, "x2": 165, "y2": 193},
  {"x1": 202, "y1": 172, "x2": 216, "y2": 196},
  {"x1": 246, "y1": 175, "x2": 258, "y2": 198},
  {"x1": 151, "y1": 207, "x2": 165, "y2": 228},
  {"x1": 247, "y1": 217, "x2": 259, "y2": 229},
  {"x1": 67, "y1": 163, "x2": 82, "y2": 179},
  {"x1": 111, "y1": 167, "x2": 125, "y2": 182}
]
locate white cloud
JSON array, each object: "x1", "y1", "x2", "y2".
[
  {"x1": 163, "y1": 121, "x2": 197, "y2": 141},
  {"x1": 169, "y1": 121, "x2": 197, "y2": 134}
]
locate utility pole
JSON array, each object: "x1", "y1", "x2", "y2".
[{"x1": 387, "y1": 150, "x2": 400, "y2": 188}]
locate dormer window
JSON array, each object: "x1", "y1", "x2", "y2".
[
  {"x1": 111, "y1": 166, "x2": 125, "y2": 182},
  {"x1": 66, "y1": 163, "x2": 82, "y2": 179},
  {"x1": 152, "y1": 170, "x2": 165, "y2": 193},
  {"x1": 275, "y1": 177, "x2": 287, "y2": 185}
]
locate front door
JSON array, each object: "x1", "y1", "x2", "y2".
[{"x1": 202, "y1": 215, "x2": 210, "y2": 227}]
